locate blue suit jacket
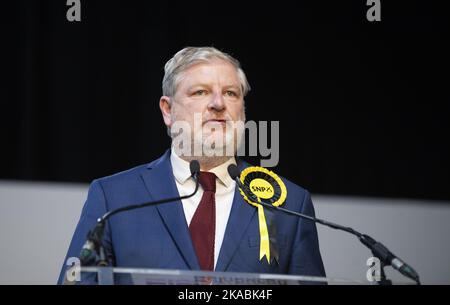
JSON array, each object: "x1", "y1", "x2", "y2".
[{"x1": 58, "y1": 150, "x2": 325, "y2": 284}]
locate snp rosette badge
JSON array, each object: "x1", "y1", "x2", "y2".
[{"x1": 239, "y1": 166, "x2": 287, "y2": 264}]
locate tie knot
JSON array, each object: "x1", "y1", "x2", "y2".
[{"x1": 198, "y1": 171, "x2": 216, "y2": 193}]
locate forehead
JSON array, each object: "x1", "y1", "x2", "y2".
[{"x1": 177, "y1": 59, "x2": 241, "y2": 88}]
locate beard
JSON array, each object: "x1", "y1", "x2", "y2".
[
  {"x1": 171, "y1": 111, "x2": 246, "y2": 159},
  {"x1": 201, "y1": 122, "x2": 234, "y2": 157},
  {"x1": 199, "y1": 112, "x2": 246, "y2": 157}
]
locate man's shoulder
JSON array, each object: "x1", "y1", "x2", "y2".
[
  {"x1": 92, "y1": 151, "x2": 169, "y2": 190},
  {"x1": 95, "y1": 163, "x2": 149, "y2": 186},
  {"x1": 275, "y1": 173, "x2": 310, "y2": 207}
]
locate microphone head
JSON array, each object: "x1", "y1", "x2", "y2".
[
  {"x1": 227, "y1": 164, "x2": 240, "y2": 180},
  {"x1": 189, "y1": 160, "x2": 200, "y2": 176}
]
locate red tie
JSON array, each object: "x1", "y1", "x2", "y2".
[{"x1": 189, "y1": 171, "x2": 216, "y2": 271}]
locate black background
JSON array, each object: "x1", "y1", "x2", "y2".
[{"x1": 2, "y1": 0, "x2": 449, "y2": 200}]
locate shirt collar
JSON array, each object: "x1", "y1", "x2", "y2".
[{"x1": 170, "y1": 148, "x2": 237, "y2": 188}]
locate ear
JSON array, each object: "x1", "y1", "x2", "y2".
[{"x1": 159, "y1": 96, "x2": 172, "y2": 127}]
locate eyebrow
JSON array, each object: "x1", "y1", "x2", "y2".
[
  {"x1": 223, "y1": 84, "x2": 240, "y2": 90},
  {"x1": 187, "y1": 83, "x2": 241, "y2": 90},
  {"x1": 187, "y1": 83, "x2": 210, "y2": 89},
  {"x1": 223, "y1": 85, "x2": 243, "y2": 95}
]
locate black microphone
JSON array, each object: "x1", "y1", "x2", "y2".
[
  {"x1": 227, "y1": 164, "x2": 420, "y2": 285},
  {"x1": 79, "y1": 160, "x2": 201, "y2": 266}
]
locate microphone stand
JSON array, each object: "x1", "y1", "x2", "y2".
[
  {"x1": 230, "y1": 169, "x2": 420, "y2": 285},
  {"x1": 80, "y1": 162, "x2": 200, "y2": 267}
]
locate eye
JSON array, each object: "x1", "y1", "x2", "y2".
[
  {"x1": 225, "y1": 90, "x2": 238, "y2": 97},
  {"x1": 192, "y1": 90, "x2": 207, "y2": 96}
]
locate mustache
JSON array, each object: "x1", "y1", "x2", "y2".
[{"x1": 202, "y1": 117, "x2": 232, "y2": 123}]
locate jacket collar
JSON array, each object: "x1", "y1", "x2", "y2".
[{"x1": 142, "y1": 149, "x2": 256, "y2": 271}]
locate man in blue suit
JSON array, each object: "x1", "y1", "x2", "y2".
[{"x1": 58, "y1": 47, "x2": 325, "y2": 284}]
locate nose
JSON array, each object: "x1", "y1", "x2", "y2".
[{"x1": 208, "y1": 92, "x2": 226, "y2": 112}]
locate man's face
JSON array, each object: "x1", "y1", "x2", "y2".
[{"x1": 160, "y1": 59, "x2": 245, "y2": 156}]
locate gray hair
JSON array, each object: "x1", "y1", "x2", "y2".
[{"x1": 162, "y1": 47, "x2": 251, "y2": 98}]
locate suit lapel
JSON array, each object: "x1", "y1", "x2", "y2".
[
  {"x1": 215, "y1": 160, "x2": 257, "y2": 272},
  {"x1": 140, "y1": 150, "x2": 200, "y2": 270}
]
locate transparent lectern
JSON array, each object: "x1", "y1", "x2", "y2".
[{"x1": 76, "y1": 266, "x2": 366, "y2": 285}]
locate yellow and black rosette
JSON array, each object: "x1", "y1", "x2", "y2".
[{"x1": 239, "y1": 166, "x2": 287, "y2": 265}]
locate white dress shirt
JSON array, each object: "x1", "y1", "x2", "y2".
[{"x1": 170, "y1": 148, "x2": 236, "y2": 270}]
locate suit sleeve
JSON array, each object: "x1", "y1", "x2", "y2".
[
  {"x1": 288, "y1": 190, "x2": 326, "y2": 278},
  {"x1": 57, "y1": 180, "x2": 114, "y2": 284}
]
